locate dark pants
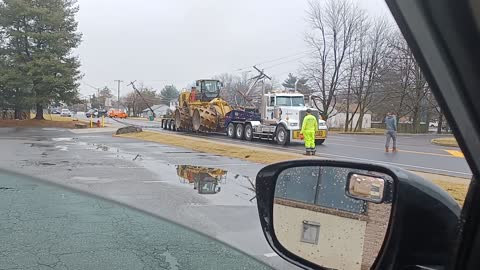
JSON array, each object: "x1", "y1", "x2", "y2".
[{"x1": 385, "y1": 130, "x2": 397, "y2": 148}]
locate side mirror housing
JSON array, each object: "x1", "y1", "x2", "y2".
[{"x1": 255, "y1": 160, "x2": 460, "y2": 270}]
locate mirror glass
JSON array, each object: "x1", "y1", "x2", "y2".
[{"x1": 273, "y1": 166, "x2": 393, "y2": 270}]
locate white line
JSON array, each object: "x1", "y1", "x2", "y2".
[
  {"x1": 315, "y1": 152, "x2": 472, "y2": 176},
  {"x1": 264, "y1": 253, "x2": 279, "y2": 258},
  {"x1": 125, "y1": 129, "x2": 472, "y2": 177},
  {"x1": 142, "y1": 180, "x2": 167, "y2": 183},
  {"x1": 235, "y1": 140, "x2": 472, "y2": 177}
]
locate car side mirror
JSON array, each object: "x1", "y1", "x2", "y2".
[{"x1": 256, "y1": 160, "x2": 461, "y2": 270}]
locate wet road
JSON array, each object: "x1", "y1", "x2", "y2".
[
  {"x1": 0, "y1": 127, "x2": 297, "y2": 270},
  {"x1": 108, "y1": 117, "x2": 472, "y2": 178}
]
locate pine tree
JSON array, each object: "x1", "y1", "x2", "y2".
[
  {"x1": 160, "y1": 85, "x2": 179, "y2": 105},
  {"x1": 0, "y1": 0, "x2": 82, "y2": 119}
]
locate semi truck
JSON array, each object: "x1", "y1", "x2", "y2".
[
  {"x1": 161, "y1": 80, "x2": 328, "y2": 146},
  {"x1": 224, "y1": 91, "x2": 328, "y2": 145}
]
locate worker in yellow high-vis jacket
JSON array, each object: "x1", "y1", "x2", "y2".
[{"x1": 300, "y1": 109, "x2": 318, "y2": 156}]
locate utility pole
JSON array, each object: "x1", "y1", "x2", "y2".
[{"x1": 114, "y1": 80, "x2": 123, "y2": 110}]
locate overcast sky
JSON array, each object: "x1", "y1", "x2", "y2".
[{"x1": 75, "y1": 0, "x2": 392, "y2": 97}]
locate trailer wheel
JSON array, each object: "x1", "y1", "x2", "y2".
[
  {"x1": 236, "y1": 124, "x2": 244, "y2": 140},
  {"x1": 167, "y1": 120, "x2": 172, "y2": 130},
  {"x1": 276, "y1": 125, "x2": 289, "y2": 146},
  {"x1": 170, "y1": 120, "x2": 176, "y2": 131},
  {"x1": 244, "y1": 124, "x2": 253, "y2": 141},
  {"x1": 227, "y1": 123, "x2": 236, "y2": 138},
  {"x1": 315, "y1": 139, "x2": 325, "y2": 145},
  {"x1": 161, "y1": 119, "x2": 166, "y2": 129}
]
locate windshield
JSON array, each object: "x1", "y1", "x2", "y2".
[
  {"x1": 0, "y1": 170, "x2": 270, "y2": 270},
  {"x1": 0, "y1": 0, "x2": 473, "y2": 269},
  {"x1": 201, "y1": 81, "x2": 220, "y2": 98},
  {"x1": 275, "y1": 96, "x2": 305, "y2": 107}
]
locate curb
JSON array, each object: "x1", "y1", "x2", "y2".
[{"x1": 431, "y1": 138, "x2": 459, "y2": 147}]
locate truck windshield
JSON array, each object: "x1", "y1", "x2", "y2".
[{"x1": 276, "y1": 96, "x2": 305, "y2": 106}]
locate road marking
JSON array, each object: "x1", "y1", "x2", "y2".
[
  {"x1": 142, "y1": 180, "x2": 167, "y2": 183},
  {"x1": 236, "y1": 140, "x2": 472, "y2": 177},
  {"x1": 264, "y1": 253, "x2": 279, "y2": 258},
  {"x1": 325, "y1": 142, "x2": 460, "y2": 158},
  {"x1": 444, "y1": 150, "x2": 465, "y2": 158},
  {"x1": 119, "y1": 128, "x2": 472, "y2": 177}
]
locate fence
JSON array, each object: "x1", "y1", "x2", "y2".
[{"x1": 371, "y1": 122, "x2": 428, "y2": 133}]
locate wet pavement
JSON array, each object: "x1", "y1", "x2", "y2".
[
  {"x1": 0, "y1": 127, "x2": 298, "y2": 270},
  {"x1": 104, "y1": 117, "x2": 472, "y2": 178}
]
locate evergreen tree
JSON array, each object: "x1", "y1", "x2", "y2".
[{"x1": 0, "y1": 0, "x2": 82, "y2": 119}]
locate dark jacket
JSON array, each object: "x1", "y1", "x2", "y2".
[{"x1": 385, "y1": 115, "x2": 397, "y2": 131}]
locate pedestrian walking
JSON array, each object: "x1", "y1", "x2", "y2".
[
  {"x1": 385, "y1": 112, "x2": 397, "y2": 152},
  {"x1": 300, "y1": 109, "x2": 318, "y2": 156}
]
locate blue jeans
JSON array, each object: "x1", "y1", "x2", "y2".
[{"x1": 385, "y1": 130, "x2": 397, "y2": 148}]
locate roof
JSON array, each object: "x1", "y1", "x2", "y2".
[
  {"x1": 266, "y1": 91, "x2": 304, "y2": 97},
  {"x1": 142, "y1": 104, "x2": 169, "y2": 112}
]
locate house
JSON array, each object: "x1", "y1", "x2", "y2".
[
  {"x1": 169, "y1": 100, "x2": 179, "y2": 112},
  {"x1": 141, "y1": 104, "x2": 171, "y2": 118},
  {"x1": 323, "y1": 103, "x2": 372, "y2": 129}
]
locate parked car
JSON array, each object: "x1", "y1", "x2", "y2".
[
  {"x1": 108, "y1": 110, "x2": 128, "y2": 119},
  {"x1": 85, "y1": 109, "x2": 108, "y2": 118},
  {"x1": 60, "y1": 109, "x2": 72, "y2": 117},
  {"x1": 51, "y1": 109, "x2": 61, "y2": 114}
]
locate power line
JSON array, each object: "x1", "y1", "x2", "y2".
[
  {"x1": 231, "y1": 49, "x2": 315, "y2": 73},
  {"x1": 261, "y1": 55, "x2": 309, "y2": 70}
]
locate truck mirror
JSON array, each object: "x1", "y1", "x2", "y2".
[{"x1": 256, "y1": 160, "x2": 461, "y2": 270}]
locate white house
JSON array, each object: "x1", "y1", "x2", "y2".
[
  {"x1": 313, "y1": 102, "x2": 372, "y2": 129},
  {"x1": 327, "y1": 112, "x2": 372, "y2": 129},
  {"x1": 141, "y1": 104, "x2": 171, "y2": 118}
]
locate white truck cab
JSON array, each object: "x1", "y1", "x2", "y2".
[{"x1": 246, "y1": 91, "x2": 328, "y2": 145}]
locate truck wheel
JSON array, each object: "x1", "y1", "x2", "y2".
[
  {"x1": 162, "y1": 119, "x2": 166, "y2": 129},
  {"x1": 170, "y1": 120, "x2": 176, "y2": 131},
  {"x1": 315, "y1": 139, "x2": 325, "y2": 145},
  {"x1": 244, "y1": 124, "x2": 253, "y2": 141},
  {"x1": 167, "y1": 120, "x2": 172, "y2": 130},
  {"x1": 236, "y1": 124, "x2": 244, "y2": 140},
  {"x1": 276, "y1": 125, "x2": 289, "y2": 146},
  {"x1": 227, "y1": 123, "x2": 236, "y2": 138}
]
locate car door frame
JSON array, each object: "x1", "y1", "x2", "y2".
[{"x1": 385, "y1": 0, "x2": 480, "y2": 269}]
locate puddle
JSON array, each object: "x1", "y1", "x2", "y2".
[
  {"x1": 27, "y1": 143, "x2": 53, "y2": 148},
  {"x1": 39, "y1": 162, "x2": 55, "y2": 166},
  {"x1": 52, "y1": 137, "x2": 76, "y2": 142},
  {"x1": 176, "y1": 165, "x2": 226, "y2": 195},
  {"x1": 55, "y1": 145, "x2": 68, "y2": 151},
  {"x1": 75, "y1": 141, "x2": 257, "y2": 205},
  {"x1": 139, "y1": 163, "x2": 257, "y2": 205},
  {"x1": 0, "y1": 187, "x2": 17, "y2": 191}
]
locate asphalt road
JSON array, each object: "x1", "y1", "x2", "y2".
[
  {"x1": 107, "y1": 117, "x2": 472, "y2": 178},
  {"x1": 0, "y1": 127, "x2": 297, "y2": 270}
]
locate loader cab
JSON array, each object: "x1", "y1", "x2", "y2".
[{"x1": 196, "y1": 79, "x2": 222, "y2": 102}]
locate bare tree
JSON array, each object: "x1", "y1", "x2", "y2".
[
  {"x1": 351, "y1": 18, "x2": 393, "y2": 131},
  {"x1": 304, "y1": 0, "x2": 363, "y2": 120},
  {"x1": 386, "y1": 32, "x2": 429, "y2": 133}
]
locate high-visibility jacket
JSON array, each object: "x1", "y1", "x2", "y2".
[{"x1": 301, "y1": 114, "x2": 318, "y2": 134}]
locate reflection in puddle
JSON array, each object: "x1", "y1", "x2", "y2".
[
  {"x1": 176, "y1": 165, "x2": 226, "y2": 195},
  {"x1": 51, "y1": 137, "x2": 76, "y2": 142}
]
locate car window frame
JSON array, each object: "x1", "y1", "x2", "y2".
[{"x1": 385, "y1": 0, "x2": 480, "y2": 269}]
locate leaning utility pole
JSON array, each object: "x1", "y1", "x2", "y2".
[
  {"x1": 128, "y1": 81, "x2": 156, "y2": 117},
  {"x1": 114, "y1": 80, "x2": 123, "y2": 110},
  {"x1": 237, "y1": 66, "x2": 272, "y2": 107}
]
